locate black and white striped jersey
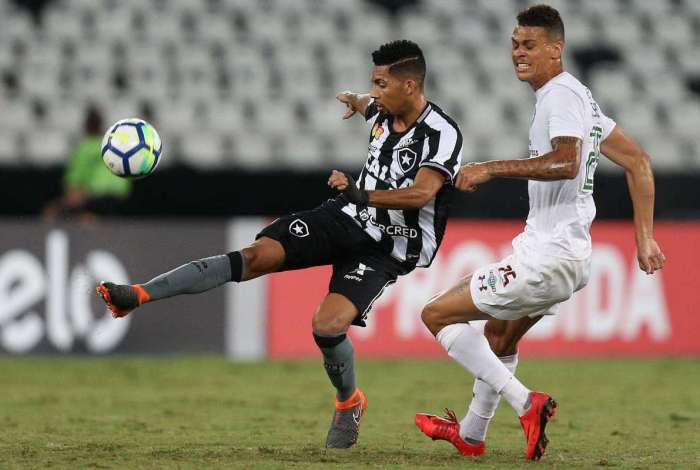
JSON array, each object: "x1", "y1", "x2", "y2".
[{"x1": 337, "y1": 100, "x2": 463, "y2": 270}]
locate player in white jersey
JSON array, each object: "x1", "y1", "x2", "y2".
[{"x1": 414, "y1": 4, "x2": 666, "y2": 461}]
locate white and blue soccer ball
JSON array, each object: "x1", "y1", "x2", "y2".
[{"x1": 101, "y1": 118, "x2": 162, "y2": 178}]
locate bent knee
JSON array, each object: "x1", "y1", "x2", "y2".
[
  {"x1": 311, "y1": 311, "x2": 350, "y2": 336},
  {"x1": 310, "y1": 312, "x2": 325, "y2": 333},
  {"x1": 241, "y1": 245, "x2": 258, "y2": 271},
  {"x1": 241, "y1": 239, "x2": 284, "y2": 275},
  {"x1": 421, "y1": 302, "x2": 447, "y2": 336},
  {"x1": 241, "y1": 244, "x2": 267, "y2": 270}
]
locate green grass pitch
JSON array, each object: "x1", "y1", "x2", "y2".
[{"x1": 1, "y1": 357, "x2": 699, "y2": 469}]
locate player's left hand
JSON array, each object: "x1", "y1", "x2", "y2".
[
  {"x1": 328, "y1": 170, "x2": 350, "y2": 190},
  {"x1": 456, "y1": 163, "x2": 491, "y2": 192},
  {"x1": 637, "y1": 237, "x2": 666, "y2": 274},
  {"x1": 328, "y1": 170, "x2": 369, "y2": 205}
]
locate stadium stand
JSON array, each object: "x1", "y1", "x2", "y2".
[{"x1": 0, "y1": 0, "x2": 698, "y2": 171}]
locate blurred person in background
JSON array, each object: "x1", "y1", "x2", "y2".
[
  {"x1": 42, "y1": 105, "x2": 131, "y2": 222},
  {"x1": 415, "y1": 4, "x2": 666, "y2": 461}
]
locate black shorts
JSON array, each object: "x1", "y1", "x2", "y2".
[{"x1": 256, "y1": 200, "x2": 408, "y2": 326}]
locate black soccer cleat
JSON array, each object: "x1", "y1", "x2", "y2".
[{"x1": 325, "y1": 389, "x2": 367, "y2": 448}]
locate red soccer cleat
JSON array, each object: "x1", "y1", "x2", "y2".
[
  {"x1": 415, "y1": 409, "x2": 485, "y2": 456},
  {"x1": 519, "y1": 392, "x2": 558, "y2": 461},
  {"x1": 96, "y1": 282, "x2": 150, "y2": 318}
]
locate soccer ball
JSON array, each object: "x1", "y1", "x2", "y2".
[{"x1": 101, "y1": 118, "x2": 162, "y2": 178}]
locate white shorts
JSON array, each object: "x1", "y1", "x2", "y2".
[{"x1": 469, "y1": 249, "x2": 591, "y2": 321}]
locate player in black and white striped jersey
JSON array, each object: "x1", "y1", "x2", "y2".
[
  {"x1": 334, "y1": 86, "x2": 462, "y2": 270},
  {"x1": 96, "y1": 40, "x2": 463, "y2": 449}
]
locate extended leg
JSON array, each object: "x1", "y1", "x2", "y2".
[{"x1": 97, "y1": 236, "x2": 285, "y2": 317}]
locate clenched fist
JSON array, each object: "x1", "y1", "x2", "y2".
[
  {"x1": 328, "y1": 170, "x2": 368, "y2": 205},
  {"x1": 455, "y1": 163, "x2": 492, "y2": 192}
]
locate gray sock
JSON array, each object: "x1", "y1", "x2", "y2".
[
  {"x1": 313, "y1": 332, "x2": 356, "y2": 401},
  {"x1": 142, "y1": 255, "x2": 233, "y2": 301}
]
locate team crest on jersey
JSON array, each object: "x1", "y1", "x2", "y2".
[
  {"x1": 289, "y1": 219, "x2": 309, "y2": 238},
  {"x1": 487, "y1": 270, "x2": 498, "y2": 292},
  {"x1": 397, "y1": 148, "x2": 417, "y2": 173},
  {"x1": 371, "y1": 122, "x2": 384, "y2": 140}
]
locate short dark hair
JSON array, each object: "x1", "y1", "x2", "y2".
[
  {"x1": 517, "y1": 4, "x2": 565, "y2": 41},
  {"x1": 372, "y1": 39, "x2": 426, "y2": 88}
]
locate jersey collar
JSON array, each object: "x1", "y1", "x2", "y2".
[
  {"x1": 388, "y1": 102, "x2": 432, "y2": 135},
  {"x1": 535, "y1": 71, "x2": 569, "y2": 99}
]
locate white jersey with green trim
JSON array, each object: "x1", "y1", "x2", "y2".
[{"x1": 514, "y1": 71, "x2": 616, "y2": 260}]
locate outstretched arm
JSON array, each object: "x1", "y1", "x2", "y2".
[
  {"x1": 328, "y1": 167, "x2": 445, "y2": 210},
  {"x1": 600, "y1": 126, "x2": 665, "y2": 274},
  {"x1": 336, "y1": 91, "x2": 372, "y2": 120},
  {"x1": 455, "y1": 136, "x2": 581, "y2": 192}
]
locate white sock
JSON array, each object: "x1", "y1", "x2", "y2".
[
  {"x1": 460, "y1": 354, "x2": 518, "y2": 441},
  {"x1": 436, "y1": 324, "x2": 530, "y2": 417},
  {"x1": 500, "y1": 375, "x2": 530, "y2": 416}
]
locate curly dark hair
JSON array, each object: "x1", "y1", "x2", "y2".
[
  {"x1": 517, "y1": 4, "x2": 565, "y2": 41},
  {"x1": 371, "y1": 39, "x2": 426, "y2": 88}
]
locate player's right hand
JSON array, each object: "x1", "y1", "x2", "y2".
[
  {"x1": 636, "y1": 237, "x2": 666, "y2": 274},
  {"x1": 336, "y1": 91, "x2": 358, "y2": 119}
]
